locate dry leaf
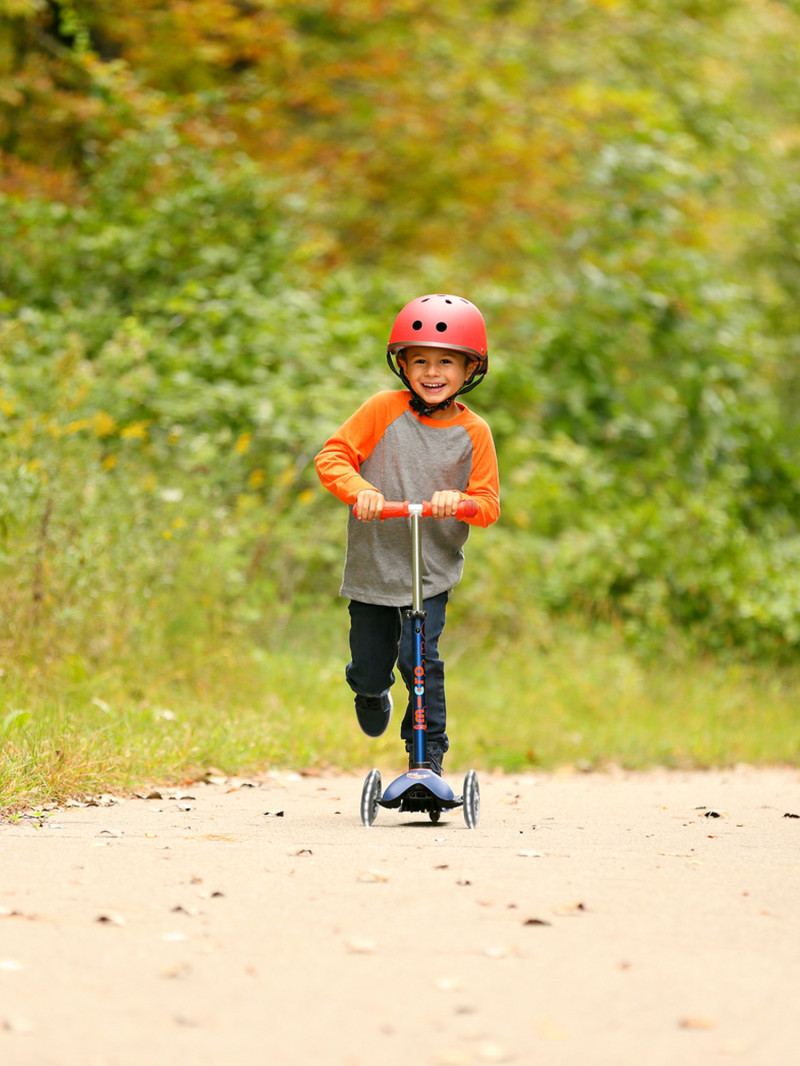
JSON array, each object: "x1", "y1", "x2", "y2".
[
  {"x1": 553, "y1": 901, "x2": 587, "y2": 916},
  {"x1": 96, "y1": 914, "x2": 126, "y2": 926},
  {"x1": 2, "y1": 1015, "x2": 33, "y2": 1033},
  {"x1": 345, "y1": 938, "x2": 376, "y2": 954},
  {"x1": 357, "y1": 870, "x2": 389, "y2": 883},
  {"x1": 679, "y1": 1016, "x2": 716, "y2": 1030},
  {"x1": 484, "y1": 945, "x2": 516, "y2": 958}
]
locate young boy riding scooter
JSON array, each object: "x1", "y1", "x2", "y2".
[{"x1": 315, "y1": 294, "x2": 500, "y2": 775}]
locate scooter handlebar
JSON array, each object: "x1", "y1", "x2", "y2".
[{"x1": 352, "y1": 499, "x2": 479, "y2": 520}]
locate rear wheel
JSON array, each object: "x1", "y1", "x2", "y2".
[
  {"x1": 360, "y1": 769, "x2": 382, "y2": 827},
  {"x1": 463, "y1": 770, "x2": 480, "y2": 829}
]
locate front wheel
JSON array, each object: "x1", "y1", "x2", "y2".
[
  {"x1": 463, "y1": 769, "x2": 480, "y2": 829},
  {"x1": 360, "y1": 768, "x2": 382, "y2": 827}
]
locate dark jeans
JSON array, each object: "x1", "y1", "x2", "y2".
[{"x1": 346, "y1": 592, "x2": 450, "y2": 751}]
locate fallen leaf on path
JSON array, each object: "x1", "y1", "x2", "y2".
[
  {"x1": 171, "y1": 905, "x2": 199, "y2": 917},
  {"x1": 95, "y1": 914, "x2": 126, "y2": 926},
  {"x1": 264, "y1": 811, "x2": 285, "y2": 817},
  {"x1": 290, "y1": 848, "x2": 313, "y2": 856},
  {"x1": 0, "y1": 908, "x2": 33, "y2": 920},
  {"x1": 357, "y1": 870, "x2": 389, "y2": 883},
  {"x1": 784, "y1": 812, "x2": 799, "y2": 819},
  {"x1": 679, "y1": 1016, "x2": 716, "y2": 1030},
  {"x1": 553, "y1": 901, "x2": 587, "y2": 916},
  {"x1": 2, "y1": 1015, "x2": 33, "y2": 1033},
  {"x1": 173, "y1": 1013, "x2": 203, "y2": 1027},
  {"x1": 484, "y1": 945, "x2": 517, "y2": 958},
  {"x1": 345, "y1": 938, "x2": 376, "y2": 954},
  {"x1": 524, "y1": 918, "x2": 552, "y2": 927}
]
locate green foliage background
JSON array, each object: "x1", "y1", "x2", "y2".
[{"x1": 2, "y1": 0, "x2": 800, "y2": 789}]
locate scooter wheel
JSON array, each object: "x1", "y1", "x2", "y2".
[
  {"x1": 360, "y1": 768, "x2": 382, "y2": 827},
  {"x1": 429, "y1": 807, "x2": 441, "y2": 824},
  {"x1": 463, "y1": 769, "x2": 480, "y2": 829}
]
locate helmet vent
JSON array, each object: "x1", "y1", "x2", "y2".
[
  {"x1": 435, "y1": 322, "x2": 448, "y2": 332},
  {"x1": 412, "y1": 320, "x2": 423, "y2": 330}
]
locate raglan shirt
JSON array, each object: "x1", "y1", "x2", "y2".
[{"x1": 315, "y1": 390, "x2": 500, "y2": 606}]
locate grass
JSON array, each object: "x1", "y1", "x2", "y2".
[{"x1": 2, "y1": 601, "x2": 800, "y2": 811}]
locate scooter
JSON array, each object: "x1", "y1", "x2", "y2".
[{"x1": 357, "y1": 500, "x2": 481, "y2": 829}]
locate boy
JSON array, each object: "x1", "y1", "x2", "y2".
[{"x1": 315, "y1": 294, "x2": 500, "y2": 775}]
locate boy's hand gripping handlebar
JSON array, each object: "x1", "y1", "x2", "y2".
[{"x1": 351, "y1": 499, "x2": 479, "y2": 520}]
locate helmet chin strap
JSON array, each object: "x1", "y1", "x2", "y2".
[{"x1": 407, "y1": 390, "x2": 455, "y2": 418}]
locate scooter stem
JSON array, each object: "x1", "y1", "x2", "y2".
[{"x1": 408, "y1": 503, "x2": 424, "y2": 614}]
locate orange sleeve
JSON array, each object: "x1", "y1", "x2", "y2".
[
  {"x1": 461, "y1": 416, "x2": 500, "y2": 528},
  {"x1": 314, "y1": 392, "x2": 402, "y2": 505}
]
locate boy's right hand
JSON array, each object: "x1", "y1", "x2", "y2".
[{"x1": 354, "y1": 489, "x2": 386, "y2": 522}]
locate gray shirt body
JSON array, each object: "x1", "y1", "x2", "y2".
[{"x1": 341, "y1": 407, "x2": 476, "y2": 606}]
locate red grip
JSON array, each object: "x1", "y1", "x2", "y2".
[
  {"x1": 380, "y1": 501, "x2": 410, "y2": 518},
  {"x1": 456, "y1": 499, "x2": 479, "y2": 519},
  {"x1": 351, "y1": 500, "x2": 479, "y2": 519}
]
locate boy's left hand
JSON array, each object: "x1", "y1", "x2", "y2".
[{"x1": 430, "y1": 490, "x2": 463, "y2": 519}]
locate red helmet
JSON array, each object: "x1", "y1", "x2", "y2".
[{"x1": 387, "y1": 294, "x2": 488, "y2": 375}]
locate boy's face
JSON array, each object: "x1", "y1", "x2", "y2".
[{"x1": 398, "y1": 346, "x2": 475, "y2": 413}]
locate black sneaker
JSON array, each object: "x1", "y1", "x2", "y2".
[
  {"x1": 354, "y1": 693, "x2": 393, "y2": 737},
  {"x1": 406, "y1": 740, "x2": 445, "y2": 776}
]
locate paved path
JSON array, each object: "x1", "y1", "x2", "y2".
[{"x1": 2, "y1": 766, "x2": 799, "y2": 1065}]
